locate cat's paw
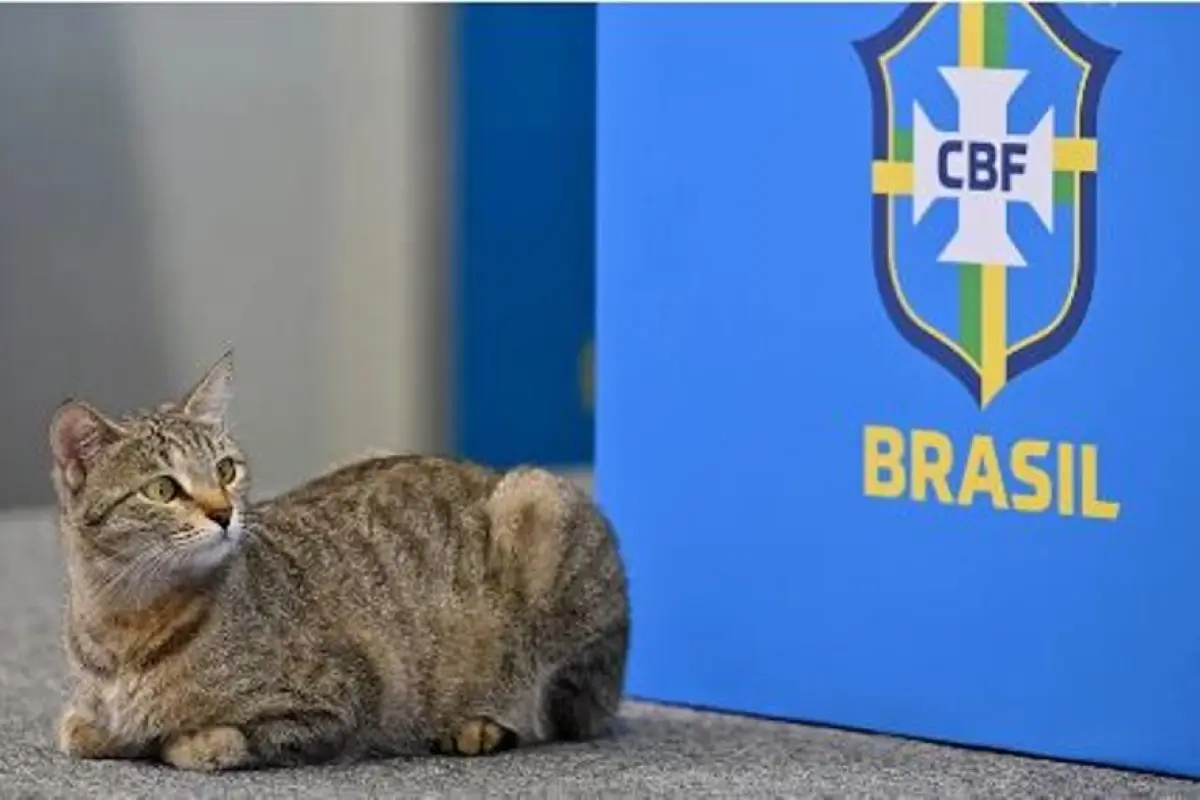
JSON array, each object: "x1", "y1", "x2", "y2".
[
  {"x1": 161, "y1": 726, "x2": 251, "y2": 772},
  {"x1": 58, "y1": 708, "x2": 124, "y2": 760},
  {"x1": 434, "y1": 716, "x2": 518, "y2": 757}
]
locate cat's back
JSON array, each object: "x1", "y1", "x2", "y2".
[
  {"x1": 255, "y1": 454, "x2": 500, "y2": 524},
  {"x1": 247, "y1": 454, "x2": 501, "y2": 582},
  {"x1": 260, "y1": 453, "x2": 494, "y2": 510},
  {"x1": 250, "y1": 453, "x2": 494, "y2": 561}
]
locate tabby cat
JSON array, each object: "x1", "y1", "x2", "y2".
[{"x1": 50, "y1": 352, "x2": 629, "y2": 771}]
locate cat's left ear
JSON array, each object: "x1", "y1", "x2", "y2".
[{"x1": 181, "y1": 349, "x2": 234, "y2": 427}]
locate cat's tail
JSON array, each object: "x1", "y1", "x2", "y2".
[
  {"x1": 483, "y1": 464, "x2": 628, "y2": 651},
  {"x1": 484, "y1": 467, "x2": 631, "y2": 743},
  {"x1": 482, "y1": 467, "x2": 572, "y2": 603}
]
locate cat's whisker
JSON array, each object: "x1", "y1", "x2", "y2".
[
  {"x1": 93, "y1": 550, "x2": 163, "y2": 607},
  {"x1": 239, "y1": 523, "x2": 263, "y2": 545},
  {"x1": 93, "y1": 533, "x2": 205, "y2": 608}
]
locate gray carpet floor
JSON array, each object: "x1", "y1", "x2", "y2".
[{"x1": 2, "y1": 509, "x2": 1197, "y2": 798}]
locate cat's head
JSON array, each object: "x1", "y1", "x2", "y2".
[{"x1": 49, "y1": 351, "x2": 251, "y2": 606}]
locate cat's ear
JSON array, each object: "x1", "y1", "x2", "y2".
[
  {"x1": 49, "y1": 400, "x2": 126, "y2": 492},
  {"x1": 180, "y1": 349, "x2": 234, "y2": 427}
]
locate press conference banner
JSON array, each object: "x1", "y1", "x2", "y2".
[{"x1": 596, "y1": 2, "x2": 1200, "y2": 777}]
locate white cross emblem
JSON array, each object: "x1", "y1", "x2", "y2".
[{"x1": 912, "y1": 67, "x2": 1055, "y2": 267}]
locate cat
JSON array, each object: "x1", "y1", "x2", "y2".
[{"x1": 49, "y1": 351, "x2": 629, "y2": 772}]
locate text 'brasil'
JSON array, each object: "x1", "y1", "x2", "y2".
[{"x1": 863, "y1": 425, "x2": 1119, "y2": 521}]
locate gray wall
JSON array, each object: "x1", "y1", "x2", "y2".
[{"x1": 0, "y1": 6, "x2": 449, "y2": 509}]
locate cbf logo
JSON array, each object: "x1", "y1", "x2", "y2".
[
  {"x1": 856, "y1": 3, "x2": 1117, "y2": 409},
  {"x1": 855, "y1": 5, "x2": 1122, "y2": 522}
]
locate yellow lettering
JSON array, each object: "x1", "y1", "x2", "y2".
[
  {"x1": 863, "y1": 425, "x2": 905, "y2": 498},
  {"x1": 1057, "y1": 442, "x2": 1075, "y2": 516},
  {"x1": 956, "y1": 434, "x2": 1009, "y2": 509},
  {"x1": 861, "y1": 424, "x2": 1120, "y2": 522},
  {"x1": 910, "y1": 428, "x2": 954, "y2": 503},
  {"x1": 1081, "y1": 444, "x2": 1120, "y2": 521},
  {"x1": 1009, "y1": 439, "x2": 1052, "y2": 513}
]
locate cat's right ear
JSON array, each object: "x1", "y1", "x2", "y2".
[
  {"x1": 180, "y1": 349, "x2": 234, "y2": 428},
  {"x1": 49, "y1": 400, "x2": 125, "y2": 493}
]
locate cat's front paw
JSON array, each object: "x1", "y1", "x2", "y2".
[
  {"x1": 58, "y1": 707, "x2": 124, "y2": 760},
  {"x1": 161, "y1": 726, "x2": 251, "y2": 772}
]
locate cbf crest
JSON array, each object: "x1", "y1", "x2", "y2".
[{"x1": 856, "y1": 3, "x2": 1117, "y2": 408}]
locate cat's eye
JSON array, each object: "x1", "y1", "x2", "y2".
[
  {"x1": 216, "y1": 457, "x2": 238, "y2": 485},
  {"x1": 142, "y1": 476, "x2": 180, "y2": 503}
]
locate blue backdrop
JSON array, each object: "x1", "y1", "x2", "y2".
[
  {"x1": 454, "y1": 5, "x2": 595, "y2": 469},
  {"x1": 596, "y1": 2, "x2": 1200, "y2": 778}
]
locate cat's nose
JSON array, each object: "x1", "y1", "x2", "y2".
[{"x1": 206, "y1": 505, "x2": 233, "y2": 530}]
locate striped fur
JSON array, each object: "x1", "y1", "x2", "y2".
[{"x1": 50, "y1": 353, "x2": 629, "y2": 771}]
